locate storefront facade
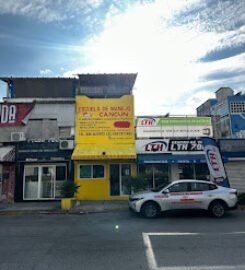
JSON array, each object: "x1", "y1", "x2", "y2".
[
  {"x1": 72, "y1": 95, "x2": 136, "y2": 200},
  {"x1": 136, "y1": 139, "x2": 210, "y2": 189},
  {"x1": 15, "y1": 141, "x2": 73, "y2": 201}
]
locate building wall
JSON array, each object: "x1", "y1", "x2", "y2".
[
  {"x1": 196, "y1": 87, "x2": 245, "y2": 139},
  {"x1": 6, "y1": 78, "x2": 76, "y2": 98},
  {"x1": 196, "y1": 99, "x2": 217, "y2": 116},
  {"x1": 0, "y1": 102, "x2": 75, "y2": 142},
  {"x1": 74, "y1": 160, "x2": 137, "y2": 200}
]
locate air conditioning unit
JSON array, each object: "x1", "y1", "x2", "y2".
[
  {"x1": 11, "y1": 132, "x2": 26, "y2": 142},
  {"x1": 59, "y1": 140, "x2": 74, "y2": 150}
]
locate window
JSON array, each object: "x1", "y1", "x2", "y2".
[
  {"x1": 56, "y1": 166, "x2": 66, "y2": 181},
  {"x1": 230, "y1": 101, "x2": 245, "y2": 114},
  {"x1": 93, "y1": 165, "x2": 104, "y2": 178},
  {"x1": 79, "y1": 165, "x2": 105, "y2": 179},
  {"x1": 168, "y1": 183, "x2": 189, "y2": 192},
  {"x1": 190, "y1": 182, "x2": 209, "y2": 191},
  {"x1": 209, "y1": 184, "x2": 217, "y2": 190}
]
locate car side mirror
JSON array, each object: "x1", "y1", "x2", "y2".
[{"x1": 162, "y1": 189, "x2": 169, "y2": 194}]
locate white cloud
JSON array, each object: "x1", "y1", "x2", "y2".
[
  {"x1": 40, "y1": 68, "x2": 52, "y2": 75},
  {"x1": 0, "y1": 0, "x2": 103, "y2": 23},
  {"x1": 63, "y1": 0, "x2": 245, "y2": 115}
]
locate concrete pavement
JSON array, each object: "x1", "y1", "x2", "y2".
[
  {"x1": 1, "y1": 200, "x2": 244, "y2": 216},
  {"x1": 0, "y1": 200, "x2": 129, "y2": 215}
]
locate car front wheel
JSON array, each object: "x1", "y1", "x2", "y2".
[
  {"x1": 141, "y1": 201, "x2": 160, "y2": 218},
  {"x1": 209, "y1": 201, "x2": 226, "y2": 218}
]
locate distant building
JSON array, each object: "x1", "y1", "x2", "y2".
[{"x1": 196, "y1": 87, "x2": 245, "y2": 139}]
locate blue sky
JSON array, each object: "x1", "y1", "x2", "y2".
[{"x1": 0, "y1": 0, "x2": 244, "y2": 115}]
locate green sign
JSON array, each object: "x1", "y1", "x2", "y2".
[{"x1": 157, "y1": 117, "x2": 211, "y2": 126}]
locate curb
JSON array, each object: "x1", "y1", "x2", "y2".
[{"x1": 0, "y1": 207, "x2": 129, "y2": 216}]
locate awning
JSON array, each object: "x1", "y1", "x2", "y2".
[
  {"x1": 138, "y1": 154, "x2": 206, "y2": 164},
  {"x1": 72, "y1": 144, "x2": 136, "y2": 160},
  {"x1": 0, "y1": 146, "x2": 15, "y2": 162}
]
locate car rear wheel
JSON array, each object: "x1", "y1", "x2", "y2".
[
  {"x1": 209, "y1": 201, "x2": 226, "y2": 218},
  {"x1": 141, "y1": 201, "x2": 160, "y2": 218}
]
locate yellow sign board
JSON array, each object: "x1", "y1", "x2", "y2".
[{"x1": 76, "y1": 96, "x2": 135, "y2": 144}]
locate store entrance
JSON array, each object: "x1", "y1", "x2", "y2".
[
  {"x1": 109, "y1": 164, "x2": 131, "y2": 196},
  {"x1": 138, "y1": 164, "x2": 169, "y2": 189},
  {"x1": 23, "y1": 164, "x2": 66, "y2": 200}
]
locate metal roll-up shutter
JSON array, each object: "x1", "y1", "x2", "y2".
[{"x1": 225, "y1": 161, "x2": 245, "y2": 193}]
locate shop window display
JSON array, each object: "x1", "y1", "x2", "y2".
[{"x1": 138, "y1": 164, "x2": 169, "y2": 189}]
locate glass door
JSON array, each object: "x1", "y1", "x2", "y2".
[
  {"x1": 110, "y1": 164, "x2": 132, "y2": 196},
  {"x1": 24, "y1": 166, "x2": 39, "y2": 199},
  {"x1": 110, "y1": 164, "x2": 120, "y2": 196},
  {"x1": 40, "y1": 166, "x2": 55, "y2": 199},
  {"x1": 121, "y1": 164, "x2": 131, "y2": 195},
  {"x1": 23, "y1": 164, "x2": 66, "y2": 200}
]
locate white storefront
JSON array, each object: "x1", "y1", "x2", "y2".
[{"x1": 136, "y1": 139, "x2": 210, "y2": 189}]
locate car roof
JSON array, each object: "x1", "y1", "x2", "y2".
[{"x1": 170, "y1": 179, "x2": 215, "y2": 185}]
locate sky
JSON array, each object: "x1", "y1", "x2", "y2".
[{"x1": 0, "y1": 0, "x2": 244, "y2": 115}]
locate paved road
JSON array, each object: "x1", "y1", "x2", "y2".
[{"x1": 0, "y1": 210, "x2": 245, "y2": 270}]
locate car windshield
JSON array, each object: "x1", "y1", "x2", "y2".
[{"x1": 151, "y1": 184, "x2": 167, "y2": 192}]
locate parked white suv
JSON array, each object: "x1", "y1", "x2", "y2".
[{"x1": 129, "y1": 179, "x2": 238, "y2": 218}]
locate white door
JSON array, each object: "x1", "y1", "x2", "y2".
[{"x1": 23, "y1": 164, "x2": 66, "y2": 200}]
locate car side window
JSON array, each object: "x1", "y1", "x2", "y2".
[
  {"x1": 190, "y1": 182, "x2": 209, "y2": 191},
  {"x1": 209, "y1": 184, "x2": 218, "y2": 190},
  {"x1": 168, "y1": 183, "x2": 189, "y2": 192}
]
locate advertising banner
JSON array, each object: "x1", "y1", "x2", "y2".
[
  {"x1": 0, "y1": 103, "x2": 33, "y2": 127},
  {"x1": 136, "y1": 117, "x2": 213, "y2": 138},
  {"x1": 136, "y1": 139, "x2": 203, "y2": 153},
  {"x1": 202, "y1": 137, "x2": 230, "y2": 187},
  {"x1": 169, "y1": 140, "x2": 203, "y2": 151},
  {"x1": 76, "y1": 96, "x2": 134, "y2": 144},
  {"x1": 136, "y1": 139, "x2": 170, "y2": 154}
]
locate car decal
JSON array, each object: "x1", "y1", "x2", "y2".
[{"x1": 170, "y1": 192, "x2": 203, "y2": 196}]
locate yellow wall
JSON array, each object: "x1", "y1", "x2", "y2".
[{"x1": 74, "y1": 160, "x2": 137, "y2": 200}]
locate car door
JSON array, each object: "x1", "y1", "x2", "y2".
[
  {"x1": 189, "y1": 182, "x2": 211, "y2": 209},
  {"x1": 167, "y1": 182, "x2": 190, "y2": 210}
]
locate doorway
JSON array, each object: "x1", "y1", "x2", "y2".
[
  {"x1": 109, "y1": 164, "x2": 131, "y2": 196},
  {"x1": 23, "y1": 164, "x2": 66, "y2": 200}
]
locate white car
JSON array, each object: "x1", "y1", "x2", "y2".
[{"x1": 128, "y1": 179, "x2": 238, "y2": 218}]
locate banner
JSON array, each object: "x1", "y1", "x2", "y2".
[
  {"x1": 0, "y1": 103, "x2": 33, "y2": 127},
  {"x1": 136, "y1": 139, "x2": 170, "y2": 154},
  {"x1": 136, "y1": 117, "x2": 213, "y2": 138},
  {"x1": 202, "y1": 137, "x2": 230, "y2": 187},
  {"x1": 136, "y1": 139, "x2": 203, "y2": 153},
  {"x1": 75, "y1": 95, "x2": 134, "y2": 144}
]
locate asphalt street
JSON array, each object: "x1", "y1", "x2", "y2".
[{"x1": 0, "y1": 210, "x2": 245, "y2": 270}]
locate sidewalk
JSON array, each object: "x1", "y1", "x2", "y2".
[{"x1": 0, "y1": 200, "x2": 129, "y2": 215}]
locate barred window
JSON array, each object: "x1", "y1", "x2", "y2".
[{"x1": 230, "y1": 102, "x2": 245, "y2": 113}]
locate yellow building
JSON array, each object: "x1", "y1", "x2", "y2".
[{"x1": 72, "y1": 95, "x2": 136, "y2": 200}]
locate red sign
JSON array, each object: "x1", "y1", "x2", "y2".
[{"x1": 0, "y1": 103, "x2": 33, "y2": 127}]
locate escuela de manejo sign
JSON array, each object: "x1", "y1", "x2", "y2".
[{"x1": 76, "y1": 95, "x2": 135, "y2": 144}]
